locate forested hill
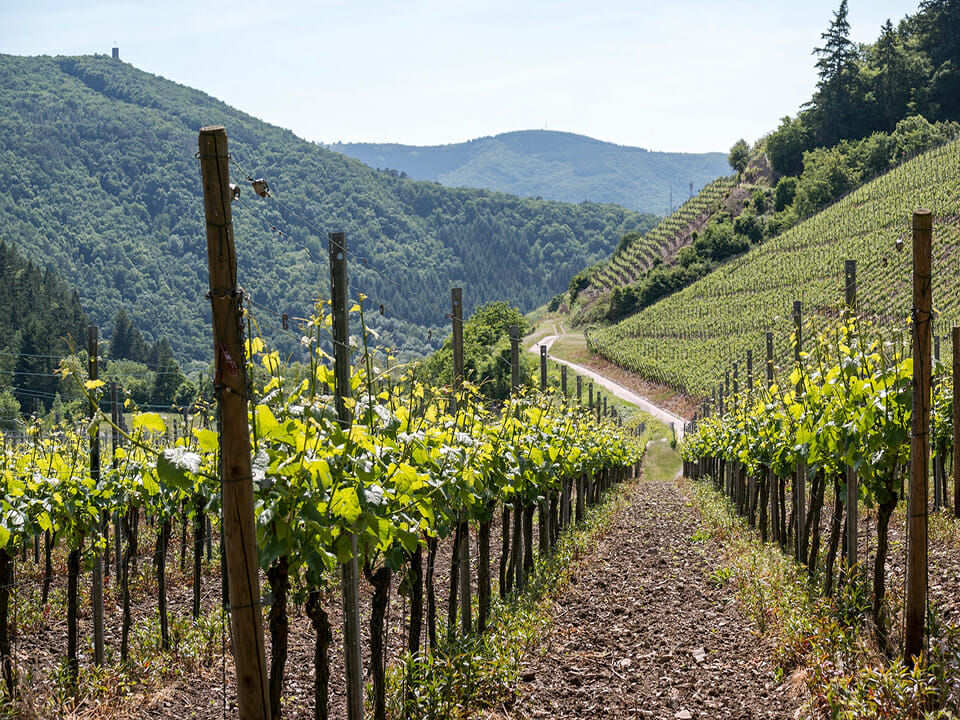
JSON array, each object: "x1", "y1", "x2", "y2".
[
  {"x1": 330, "y1": 131, "x2": 729, "y2": 214},
  {"x1": 0, "y1": 54, "x2": 656, "y2": 365}
]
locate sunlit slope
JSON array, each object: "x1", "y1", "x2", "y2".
[{"x1": 589, "y1": 140, "x2": 960, "y2": 397}]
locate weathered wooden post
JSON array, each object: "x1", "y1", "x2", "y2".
[
  {"x1": 328, "y1": 232, "x2": 364, "y2": 720},
  {"x1": 845, "y1": 260, "x2": 858, "y2": 573},
  {"x1": 764, "y1": 332, "x2": 774, "y2": 544},
  {"x1": 794, "y1": 300, "x2": 806, "y2": 563},
  {"x1": 540, "y1": 345, "x2": 547, "y2": 391},
  {"x1": 451, "y1": 288, "x2": 471, "y2": 635},
  {"x1": 954, "y1": 326, "x2": 960, "y2": 519},
  {"x1": 510, "y1": 326, "x2": 520, "y2": 393},
  {"x1": 89, "y1": 327, "x2": 104, "y2": 667},
  {"x1": 111, "y1": 381, "x2": 122, "y2": 582},
  {"x1": 934, "y1": 335, "x2": 942, "y2": 511},
  {"x1": 746, "y1": 350, "x2": 756, "y2": 526},
  {"x1": 561, "y1": 365, "x2": 567, "y2": 398},
  {"x1": 905, "y1": 208, "x2": 932, "y2": 664},
  {"x1": 576, "y1": 375, "x2": 582, "y2": 404},
  {"x1": 198, "y1": 126, "x2": 271, "y2": 720}
]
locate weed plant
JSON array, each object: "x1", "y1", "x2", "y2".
[{"x1": 689, "y1": 480, "x2": 960, "y2": 719}]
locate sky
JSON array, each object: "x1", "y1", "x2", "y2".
[{"x1": 1, "y1": 0, "x2": 923, "y2": 154}]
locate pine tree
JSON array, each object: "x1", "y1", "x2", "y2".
[
  {"x1": 917, "y1": 0, "x2": 960, "y2": 121},
  {"x1": 871, "y1": 19, "x2": 910, "y2": 132},
  {"x1": 810, "y1": 0, "x2": 864, "y2": 145}
]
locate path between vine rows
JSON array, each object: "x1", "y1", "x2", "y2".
[
  {"x1": 505, "y1": 472, "x2": 798, "y2": 720},
  {"x1": 528, "y1": 335, "x2": 688, "y2": 441}
]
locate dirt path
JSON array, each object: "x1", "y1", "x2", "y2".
[
  {"x1": 529, "y1": 335, "x2": 688, "y2": 441},
  {"x1": 510, "y1": 477, "x2": 796, "y2": 719}
]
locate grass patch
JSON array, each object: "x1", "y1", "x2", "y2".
[
  {"x1": 687, "y1": 479, "x2": 960, "y2": 719},
  {"x1": 643, "y1": 440, "x2": 681, "y2": 483}
]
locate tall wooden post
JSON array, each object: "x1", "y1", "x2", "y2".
[
  {"x1": 540, "y1": 345, "x2": 547, "y2": 391},
  {"x1": 111, "y1": 381, "x2": 122, "y2": 581},
  {"x1": 794, "y1": 300, "x2": 806, "y2": 562},
  {"x1": 934, "y1": 336, "x2": 942, "y2": 510},
  {"x1": 905, "y1": 208, "x2": 932, "y2": 664},
  {"x1": 766, "y1": 333, "x2": 774, "y2": 387},
  {"x1": 845, "y1": 260, "x2": 858, "y2": 572},
  {"x1": 844, "y1": 259, "x2": 857, "y2": 312},
  {"x1": 588, "y1": 383, "x2": 594, "y2": 410},
  {"x1": 451, "y1": 288, "x2": 471, "y2": 635},
  {"x1": 953, "y1": 327, "x2": 960, "y2": 519},
  {"x1": 198, "y1": 126, "x2": 271, "y2": 720},
  {"x1": 510, "y1": 326, "x2": 520, "y2": 393},
  {"x1": 576, "y1": 375, "x2": 582, "y2": 404},
  {"x1": 732, "y1": 363, "x2": 739, "y2": 410},
  {"x1": 89, "y1": 326, "x2": 104, "y2": 667},
  {"x1": 561, "y1": 365, "x2": 567, "y2": 398},
  {"x1": 329, "y1": 232, "x2": 364, "y2": 720},
  {"x1": 766, "y1": 331, "x2": 778, "y2": 543}
]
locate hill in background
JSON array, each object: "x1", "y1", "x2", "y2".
[
  {"x1": 329, "y1": 131, "x2": 729, "y2": 214},
  {"x1": 587, "y1": 139, "x2": 960, "y2": 397},
  {"x1": 0, "y1": 54, "x2": 657, "y2": 368}
]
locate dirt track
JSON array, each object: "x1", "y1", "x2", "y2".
[{"x1": 510, "y1": 477, "x2": 797, "y2": 719}]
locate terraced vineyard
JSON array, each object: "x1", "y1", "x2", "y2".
[
  {"x1": 588, "y1": 139, "x2": 960, "y2": 397},
  {"x1": 588, "y1": 175, "x2": 735, "y2": 291}
]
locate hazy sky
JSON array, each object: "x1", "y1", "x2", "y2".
[{"x1": 2, "y1": 0, "x2": 922, "y2": 153}]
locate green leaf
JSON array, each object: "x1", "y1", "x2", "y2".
[
  {"x1": 133, "y1": 412, "x2": 166, "y2": 435},
  {"x1": 331, "y1": 487, "x2": 362, "y2": 525},
  {"x1": 157, "y1": 447, "x2": 201, "y2": 492},
  {"x1": 194, "y1": 428, "x2": 219, "y2": 452}
]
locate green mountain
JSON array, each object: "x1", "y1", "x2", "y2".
[
  {"x1": 0, "y1": 54, "x2": 658, "y2": 368},
  {"x1": 329, "y1": 131, "x2": 729, "y2": 214}
]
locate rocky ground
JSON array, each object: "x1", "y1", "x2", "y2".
[{"x1": 506, "y1": 478, "x2": 799, "y2": 720}]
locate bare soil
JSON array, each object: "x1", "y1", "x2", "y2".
[{"x1": 504, "y1": 478, "x2": 798, "y2": 720}]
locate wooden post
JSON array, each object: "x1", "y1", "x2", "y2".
[
  {"x1": 905, "y1": 208, "x2": 932, "y2": 664},
  {"x1": 746, "y1": 349, "x2": 756, "y2": 526},
  {"x1": 576, "y1": 375, "x2": 582, "y2": 404},
  {"x1": 540, "y1": 345, "x2": 547, "y2": 391},
  {"x1": 198, "y1": 126, "x2": 271, "y2": 720},
  {"x1": 89, "y1": 326, "x2": 104, "y2": 667},
  {"x1": 794, "y1": 300, "x2": 806, "y2": 563},
  {"x1": 732, "y1": 363, "x2": 739, "y2": 410},
  {"x1": 732, "y1": 363, "x2": 740, "y2": 506},
  {"x1": 561, "y1": 365, "x2": 567, "y2": 398},
  {"x1": 588, "y1": 383, "x2": 594, "y2": 410},
  {"x1": 111, "y1": 382, "x2": 122, "y2": 582},
  {"x1": 766, "y1": 333, "x2": 774, "y2": 387},
  {"x1": 954, "y1": 327, "x2": 960, "y2": 519},
  {"x1": 328, "y1": 232, "x2": 364, "y2": 720},
  {"x1": 451, "y1": 288, "x2": 471, "y2": 635},
  {"x1": 768, "y1": 330, "x2": 777, "y2": 545},
  {"x1": 934, "y1": 336, "x2": 942, "y2": 510},
  {"x1": 510, "y1": 326, "x2": 520, "y2": 393},
  {"x1": 845, "y1": 260, "x2": 858, "y2": 572}
]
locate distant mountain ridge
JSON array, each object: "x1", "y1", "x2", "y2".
[
  {"x1": 0, "y1": 54, "x2": 656, "y2": 366},
  {"x1": 329, "y1": 130, "x2": 729, "y2": 214}
]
